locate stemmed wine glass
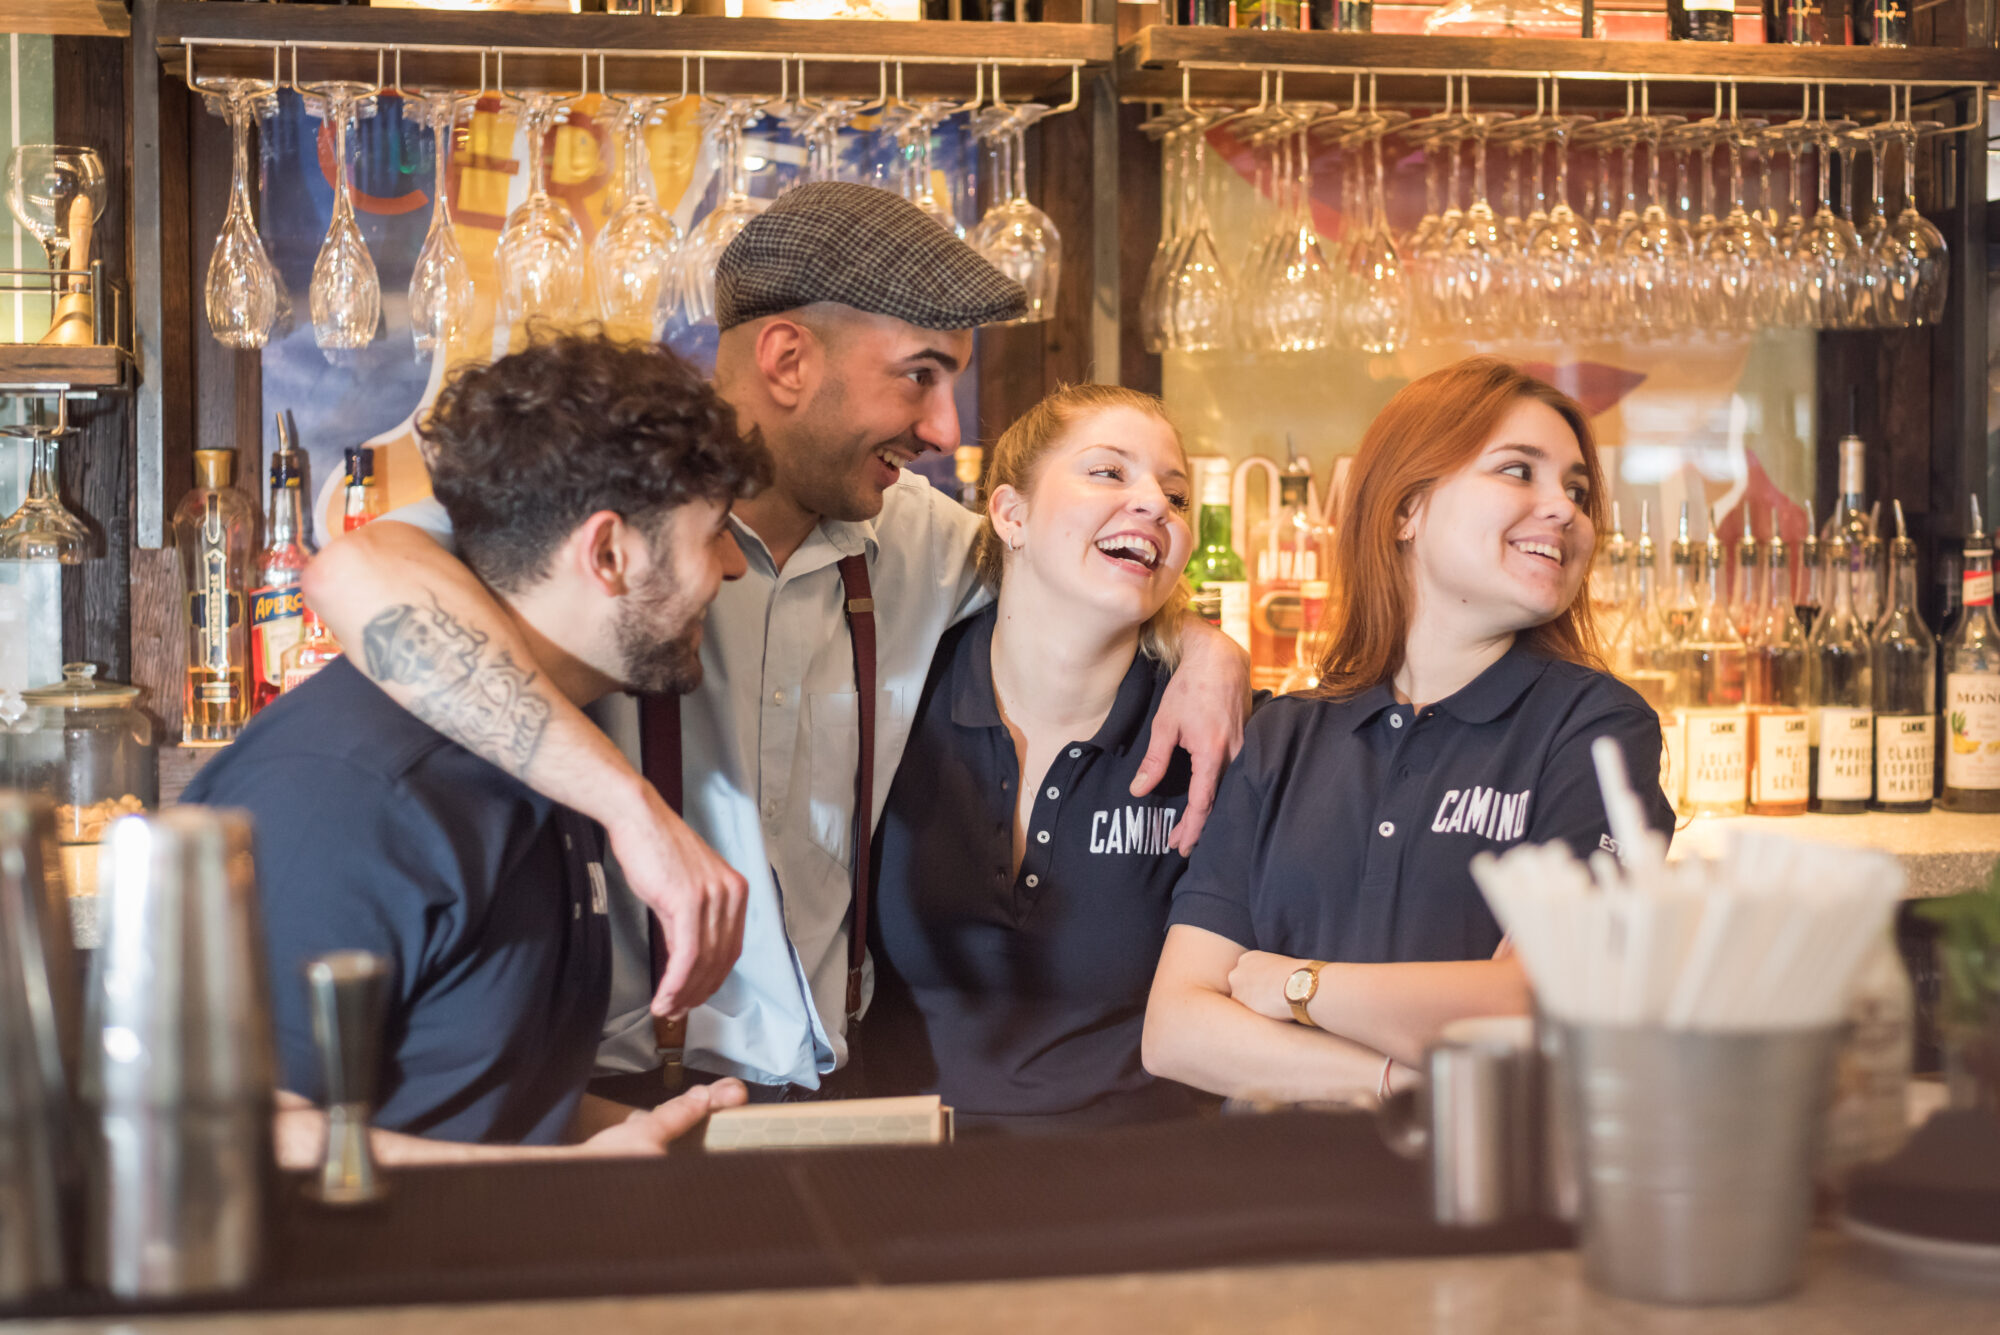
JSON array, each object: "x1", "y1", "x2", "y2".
[
  {"x1": 887, "y1": 98, "x2": 965, "y2": 236},
  {"x1": 1614, "y1": 112, "x2": 1692, "y2": 339},
  {"x1": 1524, "y1": 113, "x2": 1597, "y2": 338},
  {"x1": 1698, "y1": 111, "x2": 1776, "y2": 335},
  {"x1": 300, "y1": 81, "x2": 382, "y2": 354},
  {"x1": 591, "y1": 95, "x2": 682, "y2": 339},
  {"x1": 197, "y1": 83, "x2": 281, "y2": 350},
  {"x1": 5, "y1": 145, "x2": 107, "y2": 326},
  {"x1": 1137, "y1": 105, "x2": 1211, "y2": 355},
  {"x1": 407, "y1": 89, "x2": 474, "y2": 360},
  {"x1": 1344, "y1": 117, "x2": 1411, "y2": 355},
  {"x1": 0, "y1": 395, "x2": 91, "y2": 564},
  {"x1": 678, "y1": 96, "x2": 771, "y2": 325},
  {"x1": 1879, "y1": 112, "x2": 1949, "y2": 328},
  {"x1": 1164, "y1": 108, "x2": 1235, "y2": 353},
  {"x1": 495, "y1": 93, "x2": 585, "y2": 334},
  {"x1": 1797, "y1": 112, "x2": 1861, "y2": 330},
  {"x1": 1440, "y1": 104, "x2": 1513, "y2": 337},
  {"x1": 969, "y1": 101, "x2": 1062, "y2": 325}
]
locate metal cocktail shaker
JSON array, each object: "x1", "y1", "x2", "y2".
[
  {"x1": 80, "y1": 808, "x2": 275, "y2": 1298},
  {"x1": 0, "y1": 792, "x2": 80, "y2": 1298}
]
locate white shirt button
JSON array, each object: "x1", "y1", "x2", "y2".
[
  {"x1": 1036, "y1": 830, "x2": 1050, "y2": 844},
  {"x1": 1046, "y1": 786, "x2": 1060, "y2": 799},
  {"x1": 1378, "y1": 821, "x2": 1395, "y2": 837},
  {"x1": 1068, "y1": 748, "x2": 1082, "y2": 759},
  {"x1": 1025, "y1": 874, "x2": 1040, "y2": 888},
  {"x1": 771, "y1": 690, "x2": 785, "y2": 705},
  {"x1": 1389, "y1": 713, "x2": 1403, "y2": 729}
]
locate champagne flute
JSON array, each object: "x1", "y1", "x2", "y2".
[
  {"x1": 408, "y1": 89, "x2": 475, "y2": 360},
  {"x1": 197, "y1": 83, "x2": 281, "y2": 350},
  {"x1": 495, "y1": 93, "x2": 586, "y2": 333},
  {"x1": 300, "y1": 81, "x2": 382, "y2": 354}
]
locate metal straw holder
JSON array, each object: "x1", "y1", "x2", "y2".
[
  {"x1": 80, "y1": 808, "x2": 275, "y2": 1299},
  {"x1": 1556, "y1": 1023, "x2": 1843, "y2": 1306}
]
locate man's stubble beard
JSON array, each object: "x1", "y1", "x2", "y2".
[
  {"x1": 615, "y1": 563, "x2": 705, "y2": 697},
  {"x1": 782, "y1": 371, "x2": 903, "y2": 525}
]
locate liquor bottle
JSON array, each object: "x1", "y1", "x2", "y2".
[
  {"x1": 1174, "y1": 0, "x2": 1232, "y2": 22},
  {"x1": 952, "y1": 445, "x2": 983, "y2": 514},
  {"x1": 1249, "y1": 458, "x2": 1329, "y2": 693},
  {"x1": 1308, "y1": 0, "x2": 1372, "y2": 30},
  {"x1": 1748, "y1": 530, "x2": 1811, "y2": 816},
  {"x1": 1728, "y1": 517, "x2": 1762, "y2": 641},
  {"x1": 1939, "y1": 494, "x2": 2000, "y2": 812},
  {"x1": 279, "y1": 612, "x2": 343, "y2": 693},
  {"x1": 1615, "y1": 502, "x2": 1677, "y2": 714},
  {"x1": 1871, "y1": 0, "x2": 1910, "y2": 46},
  {"x1": 1678, "y1": 508, "x2": 1749, "y2": 818},
  {"x1": 1590, "y1": 500, "x2": 1632, "y2": 637},
  {"x1": 1796, "y1": 499, "x2": 1823, "y2": 637},
  {"x1": 1661, "y1": 503, "x2": 1700, "y2": 646},
  {"x1": 173, "y1": 449, "x2": 256, "y2": 746},
  {"x1": 1781, "y1": 0, "x2": 1831, "y2": 42},
  {"x1": 1236, "y1": 0, "x2": 1301, "y2": 26},
  {"x1": 1808, "y1": 533, "x2": 1875, "y2": 813},
  {"x1": 1823, "y1": 430, "x2": 1881, "y2": 626},
  {"x1": 1870, "y1": 500, "x2": 1936, "y2": 812},
  {"x1": 1760, "y1": 0, "x2": 1787, "y2": 41},
  {"x1": 1278, "y1": 578, "x2": 1330, "y2": 695},
  {"x1": 1668, "y1": 0, "x2": 1735, "y2": 41},
  {"x1": 342, "y1": 446, "x2": 385, "y2": 532},
  {"x1": 249, "y1": 426, "x2": 315, "y2": 713},
  {"x1": 1187, "y1": 456, "x2": 1250, "y2": 652}
]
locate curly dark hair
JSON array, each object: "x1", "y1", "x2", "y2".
[{"x1": 421, "y1": 329, "x2": 771, "y2": 592}]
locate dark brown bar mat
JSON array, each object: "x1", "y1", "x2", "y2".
[
  {"x1": 1845, "y1": 1108, "x2": 2000, "y2": 1246},
  {"x1": 13, "y1": 1109, "x2": 1570, "y2": 1317}
]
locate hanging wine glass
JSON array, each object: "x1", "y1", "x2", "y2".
[
  {"x1": 0, "y1": 395, "x2": 91, "y2": 564},
  {"x1": 1165, "y1": 112, "x2": 1234, "y2": 353},
  {"x1": 1798, "y1": 114, "x2": 1860, "y2": 331},
  {"x1": 970, "y1": 101, "x2": 1062, "y2": 326},
  {"x1": 1524, "y1": 113, "x2": 1597, "y2": 338},
  {"x1": 1441, "y1": 102, "x2": 1514, "y2": 336},
  {"x1": 407, "y1": 89, "x2": 474, "y2": 360},
  {"x1": 196, "y1": 82, "x2": 281, "y2": 351},
  {"x1": 678, "y1": 96, "x2": 772, "y2": 326},
  {"x1": 887, "y1": 98, "x2": 965, "y2": 236},
  {"x1": 1698, "y1": 112, "x2": 1775, "y2": 335},
  {"x1": 494, "y1": 93, "x2": 585, "y2": 333},
  {"x1": 1346, "y1": 118, "x2": 1410, "y2": 356},
  {"x1": 1882, "y1": 114, "x2": 1949, "y2": 328},
  {"x1": 299, "y1": 81, "x2": 382, "y2": 355},
  {"x1": 5, "y1": 145, "x2": 107, "y2": 327},
  {"x1": 592, "y1": 95, "x2": 682, "y2": 339},
  {"x1": 1613, "y1": 112, "x2": 1691, "y2": 340},
  {"x1": 1251, "y1": 116, "x2": 1336, "y2": 352},
  {"x1": 1138, "y1": 106, "x2": 1206, "y2": 356}
]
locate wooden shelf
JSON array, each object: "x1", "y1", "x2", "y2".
[
  {"x1": 0, "y1": 344, "x2": 131, "y2": 393},
  {"x1": 154, "y1": 2, "x2": 1113, "y2": 100},
  {"x1": 4, "y1": 0, "x2": 130, "y2": 39},
  {"x1": 1117, "y1": 28, "x2": 2000, "y2": 115}
]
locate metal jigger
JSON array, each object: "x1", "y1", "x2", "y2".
[
  {"x1": 303, "y1": 950, "x2": 390, "y2": 1206},
  {"x1": 0, "y1": 792, "x2": 79, "y2": 1298},
  {"x1": 81, "y1": 808, "x2": 275, "y2": 1299}
]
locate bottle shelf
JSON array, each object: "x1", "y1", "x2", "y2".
[
  {"x1": 1116, "y1": 28, "x2": 2000, "y2": 116},
  {"x1": 0, "y1": 345, "x2": 132, "y2": 395}
]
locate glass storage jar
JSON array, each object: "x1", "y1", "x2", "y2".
[{"x1": 2, "y1": 663, "x2": 157, "y2": 898}]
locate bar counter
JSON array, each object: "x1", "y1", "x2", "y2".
[{"x1": 12, "y1": 1234, "x2": 1992, "y2": 1335}]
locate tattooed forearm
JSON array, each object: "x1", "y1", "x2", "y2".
[{"x1": 360, "y1": 598, "x2": 553, "y2": 776}]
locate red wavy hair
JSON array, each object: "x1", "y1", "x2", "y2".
[{"x1": 1313, "y1": 356, "x2": 1607, "y2": 700}]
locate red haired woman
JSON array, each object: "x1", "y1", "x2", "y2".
[{"x1": 1143, "y1": 356, "x2": 1674, "y2": 1102}]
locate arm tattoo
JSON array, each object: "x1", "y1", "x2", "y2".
[{"x1": 360, "y1": 596, "x2": 553, "y2": 776}]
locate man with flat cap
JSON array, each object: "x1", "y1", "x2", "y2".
[{"x1": 306, "y1": 182, "x2": 1249, "y2": 1101}]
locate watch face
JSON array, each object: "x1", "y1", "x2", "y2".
[{"x1": 1284, "y1": 968, "x2": 1313, "y2": 1003}]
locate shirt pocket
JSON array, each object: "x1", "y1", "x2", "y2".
[
  {"x1": 805, "y1": 687, "x2": 914, "y2": 867},
  {"x1": 806, "y1": 690, "x2": 861, "y2": 865}
]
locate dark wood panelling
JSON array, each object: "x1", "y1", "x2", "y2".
[
  {"x1": 1116, "y1": 101, "x2": 1160, "y2": 397},
  {"x1": 53, "y1": 36, "x2": 131, "y2": 683},
  {"x1": 975, "y1": 78, "x2": 1098, "y2": 447}
]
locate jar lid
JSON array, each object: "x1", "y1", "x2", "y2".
[{"x1": 21, "y1": 663, "x2": 141, "y2": 709}]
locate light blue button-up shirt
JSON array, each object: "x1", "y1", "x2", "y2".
[{"x1": 388, "y1": 472, "x2": 987, "y2": 1089}]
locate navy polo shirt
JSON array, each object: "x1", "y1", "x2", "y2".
[
  {"x1": 1170, "y1": 644, "x2": 1674, "y2": 963},
  {"x1": 182, "y1": 658, "x2": 611, "y2": 1146},
  {"x1": 866, "y1": 606, "x2": 1195, "y2": 1131}
]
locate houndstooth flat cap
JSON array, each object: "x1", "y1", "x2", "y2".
[{"x1": 715, "y1": 182, "x2": 1028, "y2": 332}]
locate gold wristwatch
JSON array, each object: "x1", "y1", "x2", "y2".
[{"x1": 1284, "y1": 960, "x2": 1329, "y2": 1027}]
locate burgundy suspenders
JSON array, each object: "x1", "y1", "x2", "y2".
[{"x1": 638, "y1": 552, "x2": 877, "y2": 1085}]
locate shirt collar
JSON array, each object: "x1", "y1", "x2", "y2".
[
  {"x1": 728, "y1": 511, "x2": 880, "y2": 576},
  {"x1": 948, "y1": 605, "x2": 1162, "y2": 753},
  {"x1": 1344, "y1": 642, "x2": 1550, "y2": 730}
]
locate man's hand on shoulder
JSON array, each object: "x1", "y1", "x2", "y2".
[
  {"x1": 578, "y1": 1079, "x2": 749, "y2": 1156},
  {"x1": 606, "y1": 778, "x2": 749, "y2": 1019},
  {"x1": 1135, "y1": 617, "x2": 1251, "y2": 856}
]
